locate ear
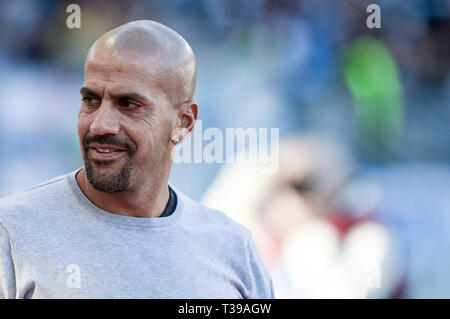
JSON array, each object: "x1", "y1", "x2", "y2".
[{"x1": 171, "y1": 101, "x2": 198, "y2": 145}]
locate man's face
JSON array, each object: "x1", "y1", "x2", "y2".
[{"x1": 78, "y1": 50, "x2": 175, "y2": 192}]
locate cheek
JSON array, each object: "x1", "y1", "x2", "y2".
[
  {"x1": 77, "y1": 114, "x2": 91, "y2": 144},
  {"x1": 128, "y1": 109, "x2": 172, "y2": 147},
  {"x1": 126, "y1": 123, "x2": 169, "y2": 163}
]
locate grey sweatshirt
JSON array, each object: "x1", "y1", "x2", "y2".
[{"x1": 0, "y1": 168, "x2": 274, "y2": 299}]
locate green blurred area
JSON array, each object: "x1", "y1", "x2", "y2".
[{"x1": 344, "y1": 38, "x2": 404, "y2": 159}]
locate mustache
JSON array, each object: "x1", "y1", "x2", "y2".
[{"x1": 83, "y1": 134, "x2": 137, "y2": 152}]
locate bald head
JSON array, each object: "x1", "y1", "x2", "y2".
[{"x1": 86, "y1": 20, "x2": 197, "y2": 104}]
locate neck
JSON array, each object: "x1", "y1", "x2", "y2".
[{"x1": 75, "y1": 167, "x2": 170, "y2": 218}]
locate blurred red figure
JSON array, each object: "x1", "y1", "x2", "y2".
[{"x1": 253, "y1": 136, "x2": 404, "y2": 298}]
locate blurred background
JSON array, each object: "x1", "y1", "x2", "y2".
[{"x1": 0, "y1": 0, "x2": 449, "y2": 298}]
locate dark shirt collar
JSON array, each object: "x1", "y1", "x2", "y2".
[{"x1": 160, "y1": 185, "x2": 177, "y2": 218}]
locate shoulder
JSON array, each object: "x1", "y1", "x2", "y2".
[
  {"x1": 174, "y1": 185, "x2": 252, "y2": 243},
  {"x1": 0, "y1": 172, "x2": 71, "y2": 228}
]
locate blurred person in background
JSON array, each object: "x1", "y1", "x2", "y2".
[{"x1": 265, "y1": 136, "x2": 404, "y2": 298}]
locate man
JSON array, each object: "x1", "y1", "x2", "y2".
[{"x1": 0, "y1": 20, "x2": 274, "y2": 299}]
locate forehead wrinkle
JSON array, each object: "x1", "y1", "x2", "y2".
[{"x1": 85, "y1": 59, "x2": 158, "y2": 88}]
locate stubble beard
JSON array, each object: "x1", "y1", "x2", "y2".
[{"x1": 84, "y1": 154, "x2": 132, "y2": 193}]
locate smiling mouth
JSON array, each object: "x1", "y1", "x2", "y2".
[
  {"x1": 94, "y1": 147, "x2": 122, "y2": 153},
  {"x1": 88, "y1": 147, "x2": 129, "y2": 161}
]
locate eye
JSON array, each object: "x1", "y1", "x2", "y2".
[
  {"x1": 82, "y1": 96, "x2": 100, "y2": 107},
  {"x1": 119, "y1": 99, "x2": 140, "y2": 109}
]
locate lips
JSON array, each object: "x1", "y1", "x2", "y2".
[
  {"x1": 88, "y1": 144, "x2": 129, "y2": 161},
  {"x1": 88, "y1": 143, "x2": 128, "y2": 152}
]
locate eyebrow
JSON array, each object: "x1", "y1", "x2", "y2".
[
  {"x1": 80, "y1": 87, "x2": 100, "y2": 97},
  {"x1": 80, "y1": 87, "x2": 154, "y2": 105},
  {"x1": 110, "y1": 92, "x2": 153, "y2": 105}
]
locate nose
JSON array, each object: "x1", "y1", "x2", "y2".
[{"x1": 90, "y1": 100, "x2": 121, "y2": 135}]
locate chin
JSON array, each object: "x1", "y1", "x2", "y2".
[{"x1": 85, "y1": 159, "x2": 132, "y2": 193}]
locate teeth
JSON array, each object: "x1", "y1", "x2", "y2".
[{"x1": 96, "y1": 148, "x2": 114, "y2": 153}]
